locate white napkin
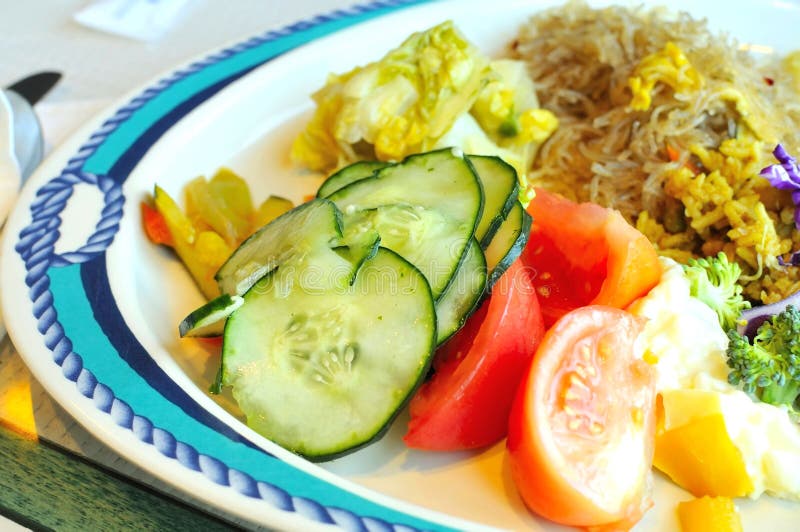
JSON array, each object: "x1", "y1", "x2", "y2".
[{"x1": 74, "y1": 0, "x2": 192, "y2": 42}]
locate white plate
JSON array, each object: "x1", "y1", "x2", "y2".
[{"x1": 2, "y1": 0, "x2": 798, "y2": 530}]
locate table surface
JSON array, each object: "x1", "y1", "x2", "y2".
[
  {"x1": 0, "y1": 1, "x2": 381, "y2": 529},
  {"x1": 1, "y1": 0, "x2": 352, "y2": 103}
]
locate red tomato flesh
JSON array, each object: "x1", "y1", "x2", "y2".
[
  {"x1": 404, "y1": 260, "x2": 545, "y2": 450},
  {"x1": 507, "y1": 305, "x2": 656, "y2": 529},
  {"x1": 522, "y1": 188, "x2": 661, "y2": 327}
]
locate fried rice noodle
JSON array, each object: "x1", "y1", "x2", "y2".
[{"x1": 513, "y1": 0, "x2": 800, "y2": 303}]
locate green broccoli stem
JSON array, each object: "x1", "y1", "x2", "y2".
[{"x1": 760, "y1": 380, "x2": 800, "y2": 409}]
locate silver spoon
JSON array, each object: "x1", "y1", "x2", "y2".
[
  {"x1": 4, "y1": 71, "x2": 62, "y2": 183},
  {"x1": 3, "y1": 89, "x2": 44, "y2": 182}
]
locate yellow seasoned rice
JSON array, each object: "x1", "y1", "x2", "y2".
[{"x1": 512, "y1": 0, "x2": 800, "y2": 303}]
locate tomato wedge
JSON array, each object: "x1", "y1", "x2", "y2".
[
  {"x1": 404, "y1": 260, "x2": 545, "y2": 450},
  {"x1": 521, "y1": 188, "x2": 661, "y2": 327},
  {"x1": 507, "y1": 306, "x2": 656, "y2": 529}
]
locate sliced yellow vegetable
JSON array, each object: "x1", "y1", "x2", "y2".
[
  {"x1": 677, "y1": 496, "x2": 743, "y2": 532},
  {"x1": 654, "y1": 390, "x2": 753, "y2": 498},
  {"x1": 207, "y1": 167, "x2": 254, "y2": 223},
  {"x1": 153, "y1": 185, "x2": 196, "y2": 243},
  {"x1": 195, "y1": 231, "x2": 231, "y2": 270},
  {"x1": 185, "y1": 175, "x2": 250, "y2": 246},
  {"x1": 153, "y1": 185, "x2": 221, "y2": 300},
  {"x1": 254, "y1": 195, "x2": 294, "y2": 228},
  {"x1": 151, "y1": 171, "x2": 291, "y2": 301}
]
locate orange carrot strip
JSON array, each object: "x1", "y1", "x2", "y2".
[
  {"x1": 666, "y1": 144, "x2": 681, "y2": 162},
  {"x1": 197, "y1": 336, "x2": 223, "y2": 348},
  {"x1": 141, "y1": 200, "x2": 175, "y2": 247},
  {"x1": 666, "y1": 144, "x2": 700, "y2": 174}
]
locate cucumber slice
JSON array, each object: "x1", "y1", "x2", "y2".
[
  {"x1": 331, "y1": 230, "x2": 381, "y2": 286},
  {"x1": 214, "y1": 199, "x2": 342, "y2": 296},
  {"x1": 319, "y1": 156, "x2": 517, "y2": 250},
  {"x1": 485, "y1": 201, "x2": 532, "y2": 288},
  {"x1": 467, "y1": 155, "x2": 519, "y2": 247},
  {"x1": 434, "y1": 237, "x2": 487, "y2": 344},
  {"x1": 329, "y1": 149, "x2": 483, "y2": 299},
  {"x1": 341, "y1": 204, "x2": 472, "y2": 301},
  {"x1": 317, "y1": 160, "x2": 390, "y2": 198},
  {"x1": 221, "y1": 248, "x2": 436, "y2": 461},
  {"x1": 179, "y1": 294, "x2": 243, "y2": 337}
]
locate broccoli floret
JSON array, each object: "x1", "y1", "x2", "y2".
[
  {"x1": 726, "y1": 305, "x2": 800, "y2": 412},
  {"x1": 684, "y1": 252, "x2": 751, "y2": 332}
]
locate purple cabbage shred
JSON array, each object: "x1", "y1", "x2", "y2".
[
  {"x1": 777, "y1": 250, "x2": 800, "y2": 267},
  {"x1": 760, "y1": 144, "x2": 800, "y2": 229}
]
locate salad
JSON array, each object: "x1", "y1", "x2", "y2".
[{"x1": 140, "y1": 5, "x2": 800, "y2": 531}]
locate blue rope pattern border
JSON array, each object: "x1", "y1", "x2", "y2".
[{"x1": 14, "y1": 1, "x2": 440, "y2": 530}]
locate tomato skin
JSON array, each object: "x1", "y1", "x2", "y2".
[
  {"x1": 522, "y1": 188, "x2": 661, "y2": 327},
  {"x1": 404, "y1": 260, "x2": 545, "y2": 450},
  {"x1": 595, "y1": 210, "x2": 662, "y2": 309},
  {"x1": 507, "y1": 306, "x2": 656, "y2": 529}
]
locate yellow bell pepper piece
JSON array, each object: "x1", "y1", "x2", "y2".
[
  {"x1": 677, "y1": 496, "x2": 742, "y2": 532},
  {"x1": 654, "y1": 390, "x2": 753, "y2": 498}
]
